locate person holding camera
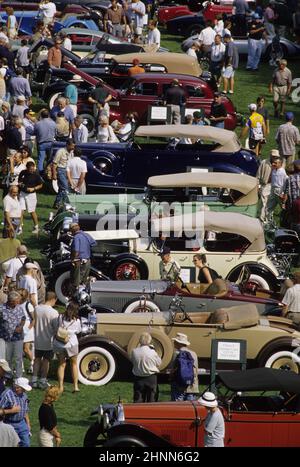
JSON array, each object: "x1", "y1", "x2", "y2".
[{"x1": 130, "y1": 332, "x2": 161, "y2": 403}]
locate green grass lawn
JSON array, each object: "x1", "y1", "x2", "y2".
[{"x1": 2, "y1": 32, "x2": 300, "y2": 447}]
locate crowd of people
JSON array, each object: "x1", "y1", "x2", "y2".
[{"x1": 0, "y1": 0, "x2": 299, "y2": 449}]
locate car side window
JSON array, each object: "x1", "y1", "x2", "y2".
[
  {"x1": 185, "y1": 85, "x2": 205, "y2": 98},
  {"x1": 139, "y1": 83, "x2": 158, "y2": 96},
  {"x1": 204, "y1": 232, "x2": 250, "y2": 252}
]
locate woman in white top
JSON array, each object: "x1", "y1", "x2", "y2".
[
  {"x1": 97, "y1": 116, "x2": 119, "y2": 143},
  {"x1": 53, "y1": 302, "x2": 82, "y2": 393},
  {"x1": 6, "y1": 7, "x2": 18, "y2": 39},
  {"x1": 17, "y1": 288, "x2": 35, "y2": 374}
]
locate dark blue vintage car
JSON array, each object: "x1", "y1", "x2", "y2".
[{"x1": 49, "y1": 125, "x2": 259, "y2": 193}]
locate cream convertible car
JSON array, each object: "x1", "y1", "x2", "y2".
[{"x1": 77, "y1": 304, "x2": 300, "y2": 386}]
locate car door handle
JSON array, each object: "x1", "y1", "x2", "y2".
[
  {"x1": 179, "y1": 256, "x2": 188, "y2": 261},
  {"x1": 226, "y1": 257, "x2": 234, "y2": 262},
  {"x1": 204, "y1": 331, "x2": 214, "y2": 336}
]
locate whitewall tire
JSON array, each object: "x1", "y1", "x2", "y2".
[{"x1": 77, "y1": 346, "x2": 116, "y2": 386}]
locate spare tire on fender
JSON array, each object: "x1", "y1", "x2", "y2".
[{"x1": 127, "y1": 329, "x2": 173, "y2": 371}]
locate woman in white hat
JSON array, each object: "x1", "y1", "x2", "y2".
[{"x1": 199, "y1": 391, "x2": 225, "y2": 447}]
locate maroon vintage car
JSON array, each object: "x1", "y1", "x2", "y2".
[
  {"x1": 158, "y1": 5, "x2": 194, "y2": 24},
  {"x1": 84, "y1": 368, "x2": 300, "y2": 447},
  {"x1": 64, "y1": 63, "x2": 237, "y2": 130}
]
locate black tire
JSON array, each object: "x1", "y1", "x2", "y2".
[
  {"x1": 110, "y1": 258, "x2": 148, "y2": 281},
  {"x1": 83, "y1": 422, "x2": 102, "y2": 447},
  {"x1": 104, "y1": 435, "x2": 148, "y2": 447},
  {"x1": 227, "y1": 266, "x2": 278, "y2": 291}
]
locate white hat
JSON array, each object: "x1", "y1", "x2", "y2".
[
  {"x1": 199, "y1": 391, "x2": 218, "y2": 408},
  {"x1": 14, "y1": 377, "x2": 32, "y2": 391},
  {"x1": 25, "y1": 262, "x2": 38, "y2": 270},
  {"x1": 70, "y1": 74, "x2": 83, "y2": 82},
  {"x1": 172, "y1": 332, "x2": 190, "y2": 346},
  {"x1": 0, "y1": 359, "x2": 11, "y2": 373},
  {"x1": 248, "y1": 103, "x2": 257, "y2": 111},
  {"x1": 17, "y1": 95, "x2": 26, "y2": 101},
  {"x1": 270, "y1": 149, "x2": 280, "y2": 157}
]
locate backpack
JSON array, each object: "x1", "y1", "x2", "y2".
[{"x1": 175, "y1": 350, "x2": 195, "y2": 387}]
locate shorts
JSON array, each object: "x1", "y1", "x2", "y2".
[
  {"x1": 249, "y1": 138, "x2": 261, "y2": 149},
  {"x1": 222, "y1": 66, "x2": 235, "y2": 79},
  {"x1": 20, "y1": 191, "x2": 37, "y2": 213},
  {"x1": 35, "y1": 349, "x2": 54, "y2": 360},
  {"x1": 273, "y1": 85, "x2": 288, "y2": 103}
]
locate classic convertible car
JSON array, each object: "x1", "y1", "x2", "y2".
[
  {"x1": 49, "y1": 126, "x2": 256, "y2": 195},
  {"x1": 83, "y1": 368, "x2": 300, "y2": 447},
  {"x1": 88, "y1": 277, "x2": 283, "y2": 315},
  {"x1": 77, "y1": 304, "x2": 300, "y2": 386},
  {"x1": 48, "y1": 210, "x2": 286, "y2": 304}
]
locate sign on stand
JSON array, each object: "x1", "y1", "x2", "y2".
[{"x1": 210, "y1": 339, "x2": 247, "y2": 392}]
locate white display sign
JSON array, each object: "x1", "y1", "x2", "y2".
[
  {"x1": 150, "y1": 106, "x2": 168, "y2": 120},
  {"x1": 185, "y1": 108, "x2": 201, "y2": 116},
  {"x1": 180, "y1": 268, "x2": 191, "y2": 283},
  {"x1": 217, "y1": 342, "x2": 241, "y2": 361}
]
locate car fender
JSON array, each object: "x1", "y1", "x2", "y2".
[
  {"x1": 107, "y1": 423, "x2": 174, "y2": 447},
  {"x1": 226, "y1": 262, "x2": 278, "y2": 290},
  {"x1": 90, "y1": 150, "x2": 121, "y2": 178},
  {"x1": 51, "y1": 261, "x2": 108, "y2": 280},
  {"x1": 256, "y1": 336, "x2": 295, "y2": 366},
  {"x1": 109, "y1": 253, "x2": 149, "y2": 279}
]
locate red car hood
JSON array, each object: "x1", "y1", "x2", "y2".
[
  {"x1": 123, "y1": 401, "x2": 202, "y2": 421},
  {"x1": 63, "y1": 62, "x2": 119, "y2": 99}
]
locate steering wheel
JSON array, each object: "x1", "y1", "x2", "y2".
[{"x1": 178, "y1": 276, "x2": 192, "y2": 294}]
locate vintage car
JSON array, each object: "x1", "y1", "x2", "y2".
[
  {"x1": 0, "y1": 11, "x2": 99, "y2": 36},
  {"x1": 43, "y1": 172, "x2": 259, "y2": 244},
  {"x1": 48, "y1": 210, "x2": 287, "y2": 303},
  {"x1": 158, "y1": 4, "x2": 194, "y2": 24},
  {"x1": 49, "y1": 126, "x2": 256, "y2": 194},
  {"x1": 88, "y1": 277, "x2": 284, "y2": 315},
  {"x1": 83, "y1": 368, "x2": 300, "y2": 447},
  {"x1": 77, "y1": 304, "x2": 300, "y2": 386},
  {"x1": 62, "y1": 64, "x2": 235, "y2": 131}
]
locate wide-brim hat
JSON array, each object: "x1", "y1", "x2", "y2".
[
  {"x1": 70, "y1": 74, "x2": 83, "y2": 82},
  {"x1": 172, "y1": 332, "x2": 190, "y2": 346},
  {"x1": 14, "y1": 377, "x2": 32, "y2": 391},
  {"x1": 199, "y1": 391, "x2": 218, "y2": 408}
]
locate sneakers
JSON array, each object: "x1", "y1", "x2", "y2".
[
  {"x1": 17, "y1": 226, "x2": 23, "y2": 236},
  {"x1": 228, "y1": 90, "x2": 234, "y2": 94},
  {"x1": 38, "y1": 380, "x2": 50, "y2": 390},
  {"x1": 31, "y1": 381, "x2": 39, "y2": 389},
  {"x1": 32, "y1": 225, "x2": 39, "y2": 234}
]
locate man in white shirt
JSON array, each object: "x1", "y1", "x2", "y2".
[
  {"x1": 131, "y1": 0, "x2": 146, "y2": 37},
  {"x1": 17, "y1": 263, "x2": 38, "y2": 307},
  {"x1": 3, "y1": 186, "x2": 22, "y2": 238},
  {"x1": 186, "y1": 42, "x2": 200, "y2": 58},
  {"x1": 0, "y1": 411, "x2": 20, "y2": 447},
  {"x1": 39, "y1": 0, "x2": 57, "y2": 25},
  {"x1": 198, "y1": 20, "x2": 216, "y2": 53},
  {"x1": 72, "y1": 116, "x2": 88, "y2": 144},
  {"x1": 266, "y1": 157, "x2": 287, "y2": 222},
  {"x1": 4, "y1": 245, "x2": 28, "y2": 289},
  {"x1": 66, "y1": 147, "x2": 88, "y2": 195},
  {"x1": 32, "y1": 291, "x2": 59, "y2": 389},
  {"x1": 282, "y1": 272, "x2": 300, "y2": 323},
  {"x1": 59, "y1": 32, "x2": 72, "y2": 52},
  {"x1": 147, "y1": 20, "x2": 160, "y2": 51},
  {"x1": 131, "y1": 332, "x2": 161, "y2": 402},
  {"x1": 210, "y1": 34, "x2": 226, "y2": 86}
]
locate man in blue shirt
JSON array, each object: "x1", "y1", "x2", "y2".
[
  {"x1": 0, "y1": 377, "x2": 32, "y2": 447},
  {"x1": 34, "y1": 109, "x2": 57, "y2": 173},
  {"x1": 50, "y1": 96, "x2": 75, "y2": 126},
  {"x1": 70, "y1": 223, "x2": 96, "y2": 291}
]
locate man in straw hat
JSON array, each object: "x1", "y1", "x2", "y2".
[
  {"x1": 0, "y1": 377, "x2": 32, "y2": 446},
  {"x1": 256, "y1": 148, "x2": 281, "y2": 222},
  {"x1": 170, "y1": 332, "x2": 199, "y2": 401},
  {"x1": 282, "y1": 271, "x2": 300, "y2": 323},
  {"x1": 199, "y1": 391, "x2": 225, "y2": 447}
]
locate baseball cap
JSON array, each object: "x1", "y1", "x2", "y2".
[
  {"x1": 158, "y1": 246, "x2": 171, "y2": 256},
  {"x1": 248, "y1": 103, "x2": 257, "y2": 111},
  {"x1": 223, "y1": 33, "x2": 231, "y2": 39},
  {"x1": 285, "y1": 112, "x2": 294, "y2": 121},
  {"x1": 14, "y1": 377, "x2": 32, "y2": 391},
  {"x1": 25, "y1": 262, "x2": 38, "y2": 270},
  {"x1": 0, "y1": 359, "x2": 11, "y2": 373}
]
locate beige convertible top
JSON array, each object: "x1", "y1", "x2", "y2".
[
  {"x1": 135, "y1": 125, "x2": 241, "y2": 153},
  {"x1": 151, "y1": 211, "x2": 265, "y2": 251},
  {"x1": 113, "y1": 52, "x2": 202, "y2": 76},
  {"x1": 148, "y1": 172, "x2": 258, "y2": 206}
]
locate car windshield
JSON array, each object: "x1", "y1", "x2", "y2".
[{"x1": 119, "y1": 77, "x2": 135, "y2": 93}]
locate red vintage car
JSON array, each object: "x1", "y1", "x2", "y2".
[
  {"x1": 64, "y1": 62, "x2": 237, "y2": 130},
  {"x1": 84, "y1": 368, "x2": 300, "y2": 447},
  {"x1": 158, "y1": 5, "x2": 194, "y2": 25}
]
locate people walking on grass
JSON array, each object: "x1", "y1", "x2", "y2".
[
  {"x1": 131, "y1": 332, "x2": 161, "y2": 403},
  {"x1": 38, "y1": 385, "x2": 62, "y2": 447},
  {"x1": 246, "y1": 13, "x2": 268, "y2": 71},
  {"x1": 52, "y1": 138, "x2": 75, "y2": 208},
  {"x1": 256, "y1": 149, "x2": 281, "y2": 222},
  {"x1": 18, "y1": 161, "x2": 43, "y2": 234},
  {"x1": 32, "y1": 292, "x2": 58, "y2": 390},
  {"x1": 241, "y1": 103, "x2": 266, "y2": 157},
  {"x1": 17, "y1": 263, "x2": 38, "y2": 308},
  {"x1": 275, "y1": 112, "x2": 300, "y2": 168},
  {"x1": 222, "y1": 34, "x2": 239, "y2": 95},
  {"x1": 3, "y1": 186, "x2": 22, "y2": 239},
  {"x1": 17, "y1": 288, "x2": 35, "y2": 375},
  {"x1": 70, "y1": 223, "x2": 96, "y2": 291},
  {"x1": 170, "y1": 333, "x2": 199, "y2": 401},
  {"x1": 53, "y1": 301, "x2": 82, "y2": 394},
  {"x1": 266, "y1": 157, "x2": 288, "y2": 221},
  {"x1": 269, "y1": 59, "x2": 292, "y2": 118},
  {"x1": 66, "y1": 147, "x2": 87, "y2": 195}
]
